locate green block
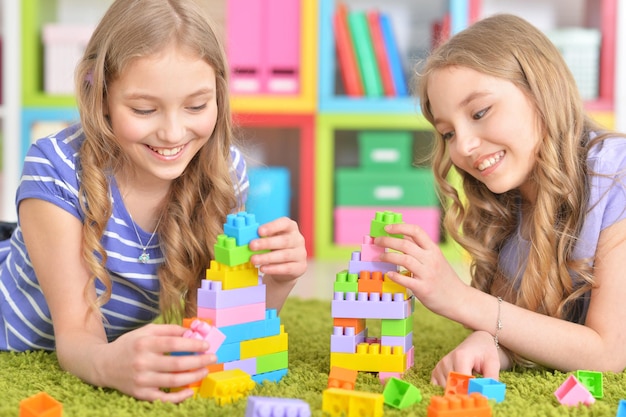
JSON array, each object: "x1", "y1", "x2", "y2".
[
  {"x1": 334, "y1": 270, "x2": 359, "y2": 293},
  {"x1": 213, "y1": 234, "x2": 268, "y2": 266},
  {"x1": 256, "y1": 350, "x2": 289, "y2": 374},
  {"x1": 381, "y1": 317, "x2": 412, "y2": 337},
  {"x1": 383, "y1": 377, "x2": 422, "y2": 409},
  {"x1": 370, "y1": 211, "x2": 403, "y2": 238}
]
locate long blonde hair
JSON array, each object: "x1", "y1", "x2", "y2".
[
  {"x1": 417, "y1": 14, "x2": 601, "y2": 323},
  {"x1": 74, "y1": 0, "x2": 240, "y2": 321}
]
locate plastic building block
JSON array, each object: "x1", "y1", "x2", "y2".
[
  {"x1": 240, "y1": 326, "x2": 288, "y2": 359},
  {"x1": 554, "y1": 375, "x2": 595, "y2": 406},
  {"x1": 328, "y1": 366, "x2": 358, "y2": 390},
  {"x1": 245, "y1": 396, "x2": 311, "y2": 417},
  {"x1": 331, "y1": 326, "x2": 367, "y2": 353},
  {"x1": 445, "y1": 371, "x2": 474, "y2": 396},
  {"x1": 334, "y1": 270, "x2": 359, "y2": 293},
  {"x1": 330, "y1": 343, "x2": 407, "y2": 373},
  {"x1": 369, "y1": 211, "x2": 403, "y2": 238},
  {"x1": 616, "y1": 399, "x2": 626, "y2": 417},
  {"x1": 223, "y1": 212, "x2": 260, "y2": 246},
  {"x1": 383, "y1": 377, "x2": 422, "y2": 409},
  {"x1": 357, "y1": 270, "x2": 384, "y2": 295},
  {"x1": 348, "y1": 250, "x2": 397, "y2": 274},
  {"x1": 360, "y1": 235, "x2": 385, "y2": 261},
  {"x1": 198, "y1": 369, "x2": 256, "y2": 404},
  {"x1": 381, "y1": 333, "x2": 413, "y2": 353},
  {"x1": 468, "y1": 378, "x2": 506, "y2": 403},
  {"x1": 575, "y1": 370, "x2": 604, "y2": 399},
  {"x1": 256, "y1": 350, "x2": 289, "y2": 374},
  {"x1": 213, "y1": 235, "x2": 268, "y2": 267},
  {"x1": 219, "y1": 309, "x2": 281, "y2": 343},
  {"x1": 251, "y1": 368, "x2": 288, "y2": 384},
  {"x1": 381, "y1": 317, "x2": 413, "y2": 336},
  {"x1": 182, "y1": 319, "x2": 226, "y2": 354},
  {"x1": 205, "y1": 260, "x2": 260, "y2": 289},
  {"x1": 223, "y1": 357, "x2": 257, "y2": 376},
  {"x1": 198, "y1": 301, "x2": 266, "y2": 327},
  {"x1": 331, "y1": 291, "x2": 412, "y2": 319},
  {"x1": 197, "y1": 280, "x2": 266, "y2": 309},
  {"x1": 19, "y1": 392, "x2": 62, "y2": 417},
  {"x1": 333, "y1": 318, "x2": 366, "y2": 335},
  {"x1": 383, "y1": 271, "x2": 410, "y2": 299},
  {"x1": 215, "y1": 341, "x2": 241, "y2": 364},
  {"x1": 427, "y1": 393, "x2": 491, "y2": 417},
  {"x1": 323, "y1": 388, "x2": 384, "y2": 417}
]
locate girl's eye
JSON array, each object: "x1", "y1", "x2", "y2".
[
  {"x1": 188, "y1": 103, "x2": 207, "y2": 112},
  {"x1": 132, "y1": 108, "x2": 154, "y2": 115},
  {"x1": 442, "y1": 131, "x2": 455, "y2": 141},
  {"x1": 473, "y1": 107, "x2": 489, "y2": 120}
]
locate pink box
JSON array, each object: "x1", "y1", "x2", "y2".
[
  {"x1": 42, "y1": 24, "x2": 95, "y2": 94},
  {"x1": 265, "y1": 0, "x2": 300, "y2": 94},
  {"x1": 334, "y1": 207, "x2": 440, "y2": 245},
  {"x1": 227, "y1": 0, "x2": 263, "y2": 93}
]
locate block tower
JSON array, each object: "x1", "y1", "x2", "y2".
[
  {"x1": 330, "y1": 211, "x2": 415, "y2": 381},
  {"x1": 175, "y1": 211, "x2": 289, "y2": 400}
]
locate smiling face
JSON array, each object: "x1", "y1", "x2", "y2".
[
  {"x1": 427, "y1": 65, "x2": 542, "y2": 201},
  {"x1": 106, "y1": 43, "x2": 218, "y2": 189}
]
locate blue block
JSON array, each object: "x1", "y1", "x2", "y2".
[
  {"x1": 616, "y1": 399, "x2": 626, "y2": 417},
  {"x1": 223, "y1": 212, "x2": 261, "y2": 246},
  {"x1": 219, "y1": 309, "x2": 281, "y2": 344},
  {"x1": 251, "y1": 368, "x2": 288, "y2": 384},
  {"x1": 215, "y1": 341, "x2": 241, "y2": 363},
  {"x1": 468, "y1": 378, "x2": 506, "y2": 403}
]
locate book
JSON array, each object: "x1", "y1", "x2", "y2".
[
  {"x1": 379, "y1": 12, "x2": 408, "y2": 97},
  {"x1": 348, "y1": 10, "x2": 383, "y2": 97},
  {"x1": 367, "y1": 9, "x2": 395, "y2": 96},
  {"x1": 333, "y1": 2, "x2": 364, "y2": 96}
]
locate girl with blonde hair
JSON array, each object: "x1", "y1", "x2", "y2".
[
  {"x1": 377, "y1": 14, "x2": 626, "y2": 385},
  {"x1": 0, "y1": 0, "x2": 306, "y2": 403}
]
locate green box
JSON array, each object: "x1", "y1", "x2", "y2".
[
  {"x1": 358, "y1": 131, "x2": 413, "y2": 170},
  {"x1": 335, "y1": 168, "x2": 437, "y2": 207}
]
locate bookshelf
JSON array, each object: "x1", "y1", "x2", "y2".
[{"x1": 1, "y1": 0, "x2": 622, "y2": 259}]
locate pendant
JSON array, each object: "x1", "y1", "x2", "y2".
[{"x1": 138, "y1": 252, "x2": 150, "y2": 263}]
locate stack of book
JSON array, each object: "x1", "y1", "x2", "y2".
[{"x1": 333, "y1": 2, "x2": 407, "y2": 98}]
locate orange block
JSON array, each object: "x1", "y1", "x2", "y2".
[
  {"x1": 427, "y1": 393, "x2": 491, "y2": 417},
  {"x1": 328, "y1": 366, "x2": 358, "y2": 390},
  {"x1": 333, "y1": 318, "x2": 366, "y2": 334},
  {"x1": 19, "y1": 392, "x2": 62, "y2": 417},
  {"x1": 358, "y1": 270, "x2": 384, "y2": 295}
]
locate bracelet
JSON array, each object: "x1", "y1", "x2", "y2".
[{"x1": 494, "y1": 296, "x2": 503, "y2": 349}]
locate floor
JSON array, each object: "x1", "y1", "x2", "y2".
[{"x1": 290, "y1": 258, "x2": 471, "y2": 300}]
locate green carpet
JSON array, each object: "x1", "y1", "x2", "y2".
[{"x1": 1, "y1": 298, "x2": 624, "y2": 416}]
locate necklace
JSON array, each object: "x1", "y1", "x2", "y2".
[{"x1": 129, "y1": 213, "x2": 163, "y2": 263}]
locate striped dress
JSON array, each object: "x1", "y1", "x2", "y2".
[{"x1": 0, "y1": 123, "x2": 248, "y2": 351}]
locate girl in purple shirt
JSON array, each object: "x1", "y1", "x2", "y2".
[{"x1": 378, "y1": 14, "x2": 626, "y2": 385}]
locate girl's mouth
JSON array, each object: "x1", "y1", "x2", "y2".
[{"x1": 478, "y1": 151, "x2": 505, "y2": 171}]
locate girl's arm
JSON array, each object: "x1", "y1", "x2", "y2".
[
  {"x1": 378, "y1": 220, "x2": 626, "y2": 374},
  {"x1": 249, "y1": 217, "x2": 307, "y2": 312},
  {"x1": 19, "y1": 198, "x2": 217, "y2": 403}
]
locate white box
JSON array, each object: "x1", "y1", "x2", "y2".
[
  {"x1": 42, "y1": 24, "x2": 95, "y2": 95},
  {"x1": 547, "y1": 28, "x2": 602, "y2": 101}
]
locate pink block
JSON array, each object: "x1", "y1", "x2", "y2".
[
  {"x1": 360, "y1": 236, "x2": 385, "y2": 262},
  {"x1": 227, "y1": 0, "x2": 263, "y2": 93},
  {"x1": 264, "y1": 0, "x2": 300, "y2": 94},
  {"x1": 183, "y1": 319, "x2": 227, "y2": 354},
  {"x1": 198, "y1": 302, "x2": 266, "y2": 327},
  {"x1": 335, "y1": 207, "x2": 440, "y2": 245},
  {"x1": 554, "y1": 375, "x2": 595, "y2": 406}
]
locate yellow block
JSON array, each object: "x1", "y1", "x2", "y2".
[
  {"x1": 322, "y1": 388, "x2": 384, "y2": 417},
  {"x1": 197, "y1": 369, "x2": 255, "y2": 404},
  {"x1": 330, "y1": 343, "x2": 406, "y2": 373},
  {"x1": 240, "y1": 326, "x2": 288, "y2": 359},
  {"x1": 205, "y1": 260, "x2": 259, "y2": 289}
]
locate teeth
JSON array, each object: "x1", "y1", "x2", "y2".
[
  {"x1": 149, "y1": 145, "x2": 183, "y2": 156},
  {"x1": 478, "y1": 151, "x2": 504, "y2": 171}
]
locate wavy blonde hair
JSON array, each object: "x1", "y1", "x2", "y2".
[
  {"x1": 417, "y1": 14, "x2": 605, "y2": 348},
  {"x1": 74, "y1": 0, "x2": 240, "y2": 322}
]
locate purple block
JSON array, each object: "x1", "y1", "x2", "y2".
[
  {"x1": 330, "y1": 327, "x2": 368, "y2": 353},
  {"x1": 348, "y1": 251, "x2": 397, "y2": 274},
  {"x1": 246, "y1": 396, "x2": 311, "y2": 417},
  {"x1": 197, "y1": 280, "x2": 266, "y2": 309},
  {"x1": 224, "y1": 357, "x2": 257, "y2": 376},
  {"x1": 381, "y1": 332, "x2": 413, "y2": 353},
  {"x1": 331, "y1": 293, "x2": 413, "y2": 319}
]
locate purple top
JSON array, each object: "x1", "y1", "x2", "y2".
[{"x1": 499, "y1": 135, "x2": 626, "y2": 323}]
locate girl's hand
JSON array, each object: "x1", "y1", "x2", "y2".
[
  {"x1": 375, "y1": 222, "x2": 469, "y2": 316},
  {"x1": 249, "y1": 217, "x2": 307, "y2": 281},
  {"x1": 102, "y1": 323, "x2": 217, "y2": 402},
  {"x1": 431, "y1": 330, "x2": 505, "y2": 387}
]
